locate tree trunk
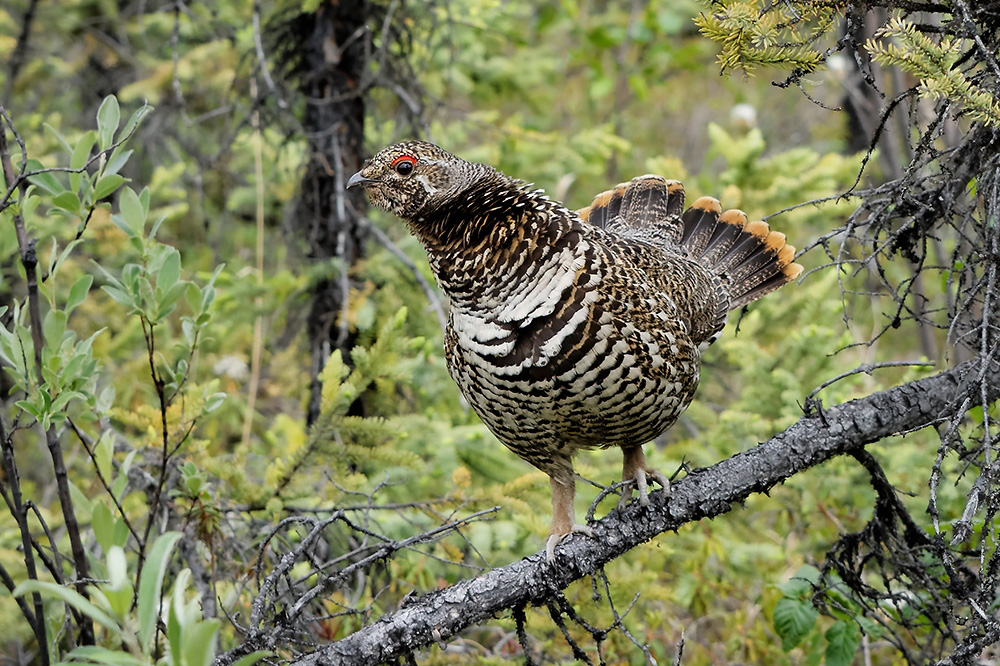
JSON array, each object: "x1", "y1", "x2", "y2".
[{"x1": 287, "y1": 0, "x2": 370, "y2": 424}]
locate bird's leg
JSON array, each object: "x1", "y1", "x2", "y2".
[
  {"x1": 545, "y1": 471, "x2": 594, "y2": 563},
  {"x1": 618, "y1": 445, "x2": 670, "y2": 510}
]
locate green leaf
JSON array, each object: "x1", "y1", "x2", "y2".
[
  {"x1": 61, "y1": 646, "x2": 145, "y2": 666},
  {"x1": 43, "y1": 123, "x2": 74, "y2": 155},
  {"x1": 229, "y1": 651, "x2": 273, "y2": 666},
  {"x1": 137, "y1": 531, "x2": 183, "y2": 650},
  {"x1": 119, "y1": 187, "x2": 145, "y2": 237},
  {"x1": 13, "y1": 579, "x2": 121, "y2": 637},
  {"x1": 156, "y1": 282, "x2": 187, "y2": 321},
  {"x1": 0, "y1": 331, "x2": 28, "y2": 387},
  {"x1": 204, "y1": 392, "x2": 226, "y2": 413},
  {"x1": 51, "y1": 390, "x2": 86, "y2": 415},
  {"x1": 167, "y1": 578, "x2": 184, "y2": 665},
  {"x1": 102, "y1": 286, "x2": 136, "y2": 309},
  {"x1": 148, "y1": 214, "x2": 166, "y2": 241},
  {"x1": 104, "y1": 546, "x2": 133, "y2": 619},
  {"x1": 95, "y1": 429, "x2": 114, "y2": 481},
  {"x1": 52, "y1": 238, "x2": 83, "y2": 277},
  {"x1": 66, "y1": 274, "x2": 94, "y2": 316},
  {"x1": 93, "y1": 502, "x2": 115, "y2": 553},
  {"x1": 43, "y1": 309, "x2": 68, "y2": 350},
  {"x1": 773, "y1": 597, "x2": 818, "y2": 651},
  {"x1": 97, "y1": 96, "x2": 121, "y2": 150},
  {"x1": 26, "y1": 160, "x2": 63, "y2": 196},
  {"x1": 778, "y1": 565, "x2": 821, "y2": 596},
  {"x1": 106, "y1": 546, "x2": 128, "y2": 589},
  {"x1": 111, "y1": 464, "x2": 129, "y2": 501},
  {"x1": 70, "y1": 130, "x2": 97, "y2": 193},
  {"x1": 104, "y1": 149, "x2": 133, "y2": 178},
  {"x1": 53, "y1": 191, "x2": 81, "y2": 214},
  {"x1": 14, "y1": 399, "x2": 39, "y2": 419},
  {"x1": 96, "y1": 384, "x2": 115, "y2": 414},
  {"x1": 128, "y1": 234, "x2": 145, "y2": 255},
  {"x1": 20, "y1": 190, "x2": 42, "y2": 225},
  {"x1": 110, "y1": 213, "x2": 134, "y2": 239},
  {"x1": 62, "y1": 354, "x2": 92, "y2": 386},
  {"x1": 69, "y1": 480, "x2": 94, "y2": 520},
  {"x1": 158, "y1": 248, "x2": 181, "y2": 292},
  {"x1": 122, "y1": 104, "x2": 152, "y2": 136},
  {"x1": 825, "y1": 619, "x2": 860, "y2": 666},
  {"x1": 113, "y1": 515, "x2": 130, "y2": 549},
  {"x1": 856, "y1": 615, "x2": 882, "y2": 640},
  {"x1": 139, "y1": 187, "x2": 150, "y2": 218},
  {"x1": 138, "y1": 277, "x2": 155, "y2": 314},
  {"x1": 199, "y1": 264, "x2": 224, "y2": 312},
  {"x1": 182, "y1": 619, "x2": 221, "y2": 666},
  {"x1": 94, "y1": 174, "x2": 127, "y2": 201}
]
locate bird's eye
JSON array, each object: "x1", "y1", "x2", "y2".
[{"x1": 391, "y1": 155, "x2": 416, "y2": 176}]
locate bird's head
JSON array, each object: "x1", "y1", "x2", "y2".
[{"x1": 347, "y1": 141, "x2": 475, "y2": 222}]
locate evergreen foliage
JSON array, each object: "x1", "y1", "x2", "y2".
[
  {"x1": 694, "y1": 1, "x2": 832, "y2": 74},
  {"x1": 867, "y1": 17, "x2": 1000, "y2": 125}
]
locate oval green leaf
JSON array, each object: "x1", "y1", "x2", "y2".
[
  {"x1": 12, "y1": 579, "x2": 121, "y2": 637},
  {"x1": 137, "y1": 531, "x2": 183, "y2": 650}
]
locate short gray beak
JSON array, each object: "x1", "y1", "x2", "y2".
[{"x1": 347, "y1": 171, "x2": 373, "y2": 189}]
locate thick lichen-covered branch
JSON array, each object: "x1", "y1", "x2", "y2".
[{"x1": 286, "y1": 359, "x2": 999, "y2": 666}]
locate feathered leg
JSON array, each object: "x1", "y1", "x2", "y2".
[{"x1": 546, "y1": 469, "x2": 594, "y2": 563}]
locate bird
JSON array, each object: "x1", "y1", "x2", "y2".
[{"x1": 347, "y1": 141, "x2": 802, "y2": 563}]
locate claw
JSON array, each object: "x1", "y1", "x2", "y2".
[{"x1": 545, "y1": 523, "x2": 595, "y2": 564}]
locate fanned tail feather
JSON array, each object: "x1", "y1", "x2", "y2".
[
  {"x1": 578, "y1": 182, "x2": 627, "y2": 230},
  {"x1": 577, "y1": 176, "x2": 802, "y2": 318},
  {"x1": 578, "y1": 175, "x2": 685, "y2": 241},
  {"x1": 679, "y1": 196, "x2": 803, "y2": 311}
]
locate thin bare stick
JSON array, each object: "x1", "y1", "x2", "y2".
[
  {"x1": 359, "y1": 216, "x2": 448, "y2": 333},
  {"x1": 806, "y1": 360, "x2": 937, "y2": 402},
  {"x1": 0, "y1": 417, "x2": 47, "y2": 662},
  {"x1": 242, "y1": 77, "x2": 267, "y2": 449}
]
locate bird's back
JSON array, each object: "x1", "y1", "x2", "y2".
[
  {"x1": 577, "y1": 177, "x2": 725, "y2": 350},
  {"x1": 577, "y1": 175, "x2": 801, "y2": 348}
]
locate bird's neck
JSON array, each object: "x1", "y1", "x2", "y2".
[
  {"x1": 408, "y1": 171, "x2": 525, "y2": 246},
  {"x1": 416, "y1": 178, "x2": 579, "y2": 312}
]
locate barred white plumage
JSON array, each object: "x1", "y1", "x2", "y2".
[{"x1": 348, "y1": 140, "x2": 803, "y2": 563}]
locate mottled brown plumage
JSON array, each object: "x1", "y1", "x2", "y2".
[{"x1": 348, "y1": 141, "x2": 803, "y2": 562}]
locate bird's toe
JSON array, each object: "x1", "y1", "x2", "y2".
[
  {"x1": 616, "y1": 486, "x2": 633, "y2": 511},
  {"x1": 621, "y1": 466, "x2": 670, "y2": 509},
  {"x1": 545, "y1": 534, "x2": 561, "y2": 564},
  {"x1": 545, "y1": 523, "x2": 596, "y2": 563},
  {"x1": 650, "y1": 470, "x2": 671, "y2": 497}
]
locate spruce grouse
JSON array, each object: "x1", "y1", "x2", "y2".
[{"x1": 348, "y1": 141, "x2": 803, "y2": 562}]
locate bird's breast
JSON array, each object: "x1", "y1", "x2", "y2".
[
  {"x1": 443, "y1": 243, "x2": 702, "y2": 453},
  {"x1": 449, "y1": 242, "x2": 597, "y2": 372}
]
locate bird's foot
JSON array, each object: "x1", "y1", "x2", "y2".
[
  {"x1": 545, "y1": 523, "x2": 595, "y2": 564},
  {"x1": 617, "y1": 466, "x2": 670, "y2": 511}
]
